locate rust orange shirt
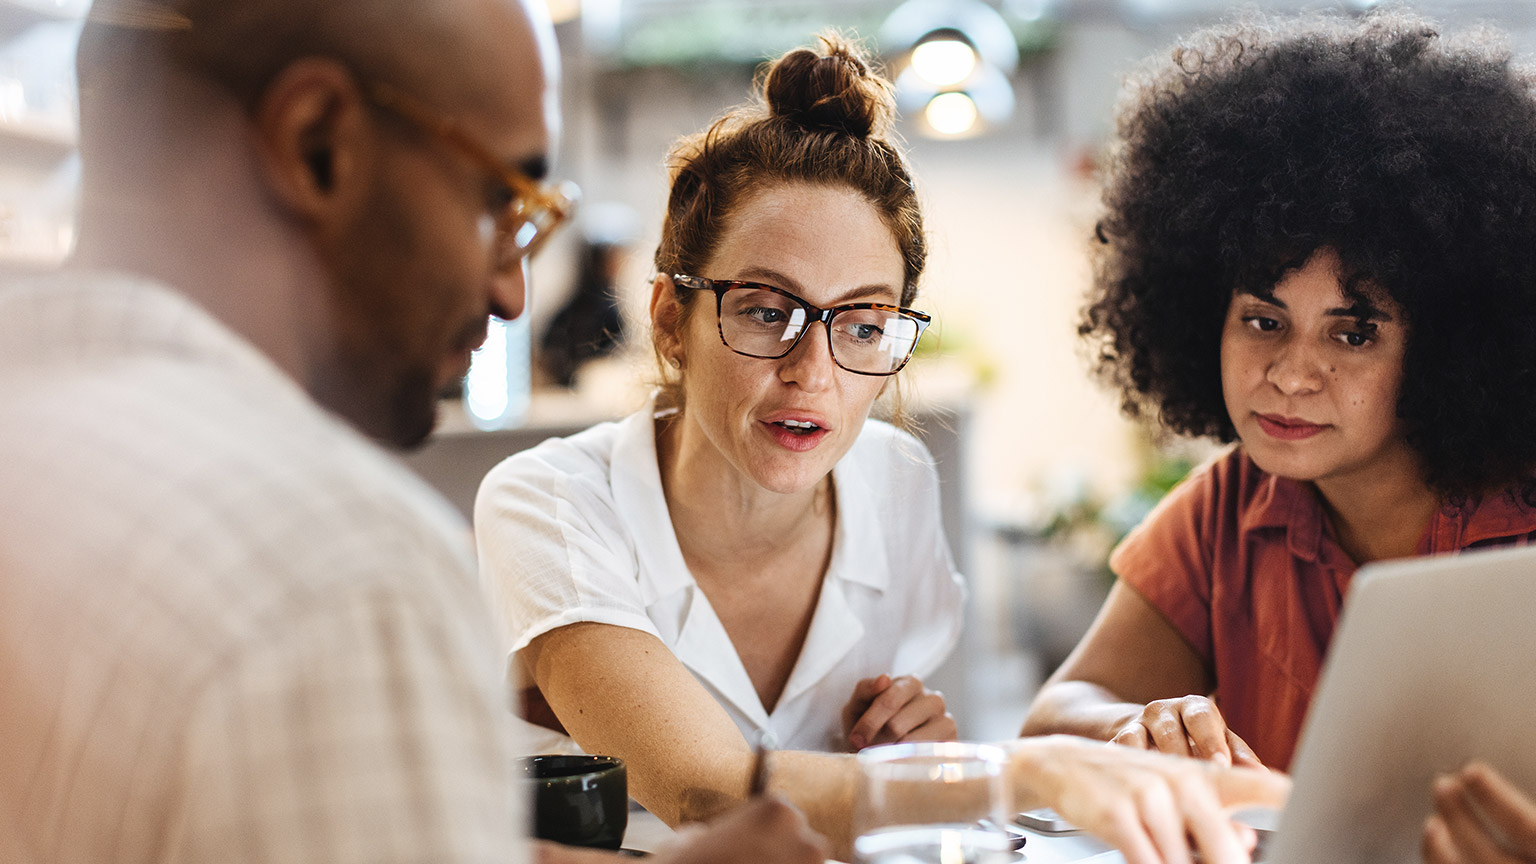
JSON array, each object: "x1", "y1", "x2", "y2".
[{"x1": 1109, "y1": 446, "x2": 1536, "y2": 770}]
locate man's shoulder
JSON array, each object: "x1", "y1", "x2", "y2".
[{"x1": 0, "y1": 274, "x2": 477, "y2": 659}]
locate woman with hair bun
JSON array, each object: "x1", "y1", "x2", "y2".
[
  {"x1": 482, "y1": 31, "x2": 960, "y2": 760},
  {"x1": 477, "y1": 34, "x2": 1283, "y2": 861},
  {"x1": 1025, "y1": 9, "x2": 1536, "y2": 778}
]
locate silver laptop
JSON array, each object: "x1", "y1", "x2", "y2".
[{"x1": 1265, "y1": 542, "x2": 1536, "y2": 864}]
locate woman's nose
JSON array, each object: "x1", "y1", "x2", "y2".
[
  {"x1": 778, "y1": 322, "x2": 837, "y2": 391},
  {"x1": 1266, "y1": 341, "x2": 1325, "y2": 395}
]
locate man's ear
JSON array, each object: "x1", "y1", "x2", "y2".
[
  {"x1": 649, "y1": 273, "x2": 685, "y2": 368},
  {"x1": 249, "y1": 58, "x2": 371, "y2": 222}
]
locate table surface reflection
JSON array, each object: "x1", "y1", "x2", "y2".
[{"x1": 621, "y1": 806, "x2": 1121, "y2": 863}]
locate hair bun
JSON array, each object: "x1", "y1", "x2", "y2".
[{"x1": 762, "y1": 33, "x2": 895, "y2": 138}]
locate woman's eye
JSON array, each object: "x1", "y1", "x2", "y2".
[
  {"x1": 1338, "y1": 330, "x2": 1374, "y2": 348},
  {"x1": 743, "y1": 307, "x2": 787, "y2": 325},
  {"x1": 1243, "y1": 315, "x2": 1281, "y2": 332},
  {"x1": 848, "y1": 324, "x2": 882, "y2": 342}
]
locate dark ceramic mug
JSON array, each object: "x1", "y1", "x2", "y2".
[{"x1": 521, "y1": 754, "x2": 628, "y2": 849}]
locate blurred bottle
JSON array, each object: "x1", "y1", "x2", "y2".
[{"x1": 538, "y1": 201, "x2": 635, "y2": 389}]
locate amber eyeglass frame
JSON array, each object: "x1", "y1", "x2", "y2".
[
  {"x1": 366, "y1": 81, "x2": 579, "y2": 263},
  {"x1": 672, "y1": 274, "x2": 933, "y2": 377}
]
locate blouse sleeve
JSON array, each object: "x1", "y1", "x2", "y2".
[
  {"x1": 1107, "y1": 452, "x2": 1229, "y2": 663},
  {"x1": 473, "y1": 443, "x2": 661, "y2": 657}
]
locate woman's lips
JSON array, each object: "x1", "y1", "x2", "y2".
[
  {"x1": 1255, "y1": 413, "x2": 1329, "y2": 441},
  {"x1": 762, "y1": 420, "x2": 830, "y2": 452}
]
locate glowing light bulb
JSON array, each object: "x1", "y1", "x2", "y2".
[
  {"x1": 925, "y1": 92, "x2": 979, "y2": 136},
  {"x1": 910, "y1": 38, "x2": 978, "y2": 87}
]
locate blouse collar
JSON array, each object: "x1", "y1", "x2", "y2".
[{"x1": 607, "y1": 399, "x2": 891, "y2": 726}]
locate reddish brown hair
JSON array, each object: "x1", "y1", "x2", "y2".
[
  {"x1": 651, "y1": 33, "x2": 926, "y2": 410},
  {"x1": 654, "y1": 34, "x2": 924, "y2": 299}
]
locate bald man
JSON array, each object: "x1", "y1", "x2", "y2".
[{"x1": 0, "y1": 1, "x2": 825, "y2": 863}]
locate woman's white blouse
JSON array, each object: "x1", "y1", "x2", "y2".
[{"x1": 474, "y1": 404, "x2": 966, "y2": 753}]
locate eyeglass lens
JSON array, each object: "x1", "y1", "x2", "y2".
[
  {"x1": 510, "y1": 218, "x2": 540, "y2": 253},
  {"x1": 719, "y1": 287, "x2": 923, "y2": 375},
  {"x1": 504, "y1": 181, "x2": 579, "y2": 257}
]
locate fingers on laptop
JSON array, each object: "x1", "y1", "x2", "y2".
[
  {"x1": 1111, "y1": 778, "x2": 1194, "y2": 864},
  {"x1": 1224, "y1": 730, "x2": 1265, "y2": 769},
  {"x1": 1424, "y1": 763, "x2": 1536, "y2": 864},
  {"x1": 1030, "y1": 737, "x2": 1272, "y2": 864},
  {"x1": 1119, "y1": 759, "x2": 1253, "y2": 864},
  {"x1": 1111, "y1": 696, "x2": 1265, "y2": 769},
  {"x1": 1210, "y1": 764, "x2": 1292, "y2": 812},
  {"x1": 1104, "y1": 755, "x2": 1282, "y2": 864}
]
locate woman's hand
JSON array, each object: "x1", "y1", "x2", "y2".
[
  {"x1": 1424, "y1": 762, "x2": 1536, "y2": 864},
  {"x1": 1024, "y1": 582, "x2": 1246, "y2": 770},
  {"x1": 1111, "y1": 695, "x2": 1265, "y2": 768},
  {"x1": 841, "y1": 674, "x2": 955, "y2": 750},
  {"x1": 1011, "y1": 735, "x2": 1290, "y2": 864}
]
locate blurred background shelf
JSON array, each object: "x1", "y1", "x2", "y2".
[
  {"x1": 0, "y1": 246, "x2": 66, "y2": 270},
  {"x1": 0, "y1": 0, "x2": 79, "y2": 41}
]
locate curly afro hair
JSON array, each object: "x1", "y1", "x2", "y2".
[{"x1": 1080, "y1": 8, "x2": 1536, "y2": 500}]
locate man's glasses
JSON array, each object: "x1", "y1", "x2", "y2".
[
  {"x1": 673, "y1": 275, "x2": 932, "y2": 377},
  {"x1": 366, "y1": 82, "x2": 579, "y2": 265}
]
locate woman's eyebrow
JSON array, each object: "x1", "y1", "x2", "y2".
[
  {"x1": 1235, "y1": 290, "x2": 1394, "y2": 322},
  {"x1": 832, "y1": 284, "x2": 901, "y2": 304},
  {"x1": 736, "y1": 266, "x2": 803, "y2": 290},
  {"x1": 1327, "y1": 303, "x2": 1393, "y2": 322},
  {"x1": 1235, "y1": 288, "x2": 1283, "y2": 306},
  {"x1": 736, "y1": 266, "x2": 900, "y2": 304}
]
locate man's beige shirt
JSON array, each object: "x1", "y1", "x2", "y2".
[{"x1": 0, "y1": 272, "x2": 526, "y2": 864}]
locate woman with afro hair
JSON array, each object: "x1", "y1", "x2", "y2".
[{"x1": 1024, "y1": 6, "x2": 1536, "y2": 837}]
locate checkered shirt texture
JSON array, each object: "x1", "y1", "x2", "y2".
[{"x1": 0, "y1": 272, "x2": 528, "y2": 864}]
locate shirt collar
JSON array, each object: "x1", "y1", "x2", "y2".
[
  {"x1": 1235, "y1": 450, "x2": 1536, "y2": 560},
  {"x1": 607, "y1": 400, "x2": 891, "y2": 725},
  {"x1": 1239, "y1": 468, "x2": 1329, "y2": 564},
  {"x1": 1424, "y1": 487, "x2": 1536, "y2": 551},
  {"x1": 829, "y1": 447, "x2": 891, "y2": 591},
  {"x1": 607, "y1": 403, "x2": 692, "y2": 605}
]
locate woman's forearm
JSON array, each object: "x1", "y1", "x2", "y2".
[
  {"x1": 764, "y1": 751, "x2": 861, "y2": 862},
  {"x1": 1022, "y1": 680, "x2": 1145, "y2": 740}
]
